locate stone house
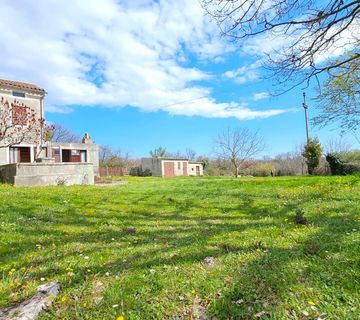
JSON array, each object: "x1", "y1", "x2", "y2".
[
  {"x1": 141, "y1": 157, "x2": 204, "y2": 177},
  {"x1": 0, "y1": 79, "x2": 99, "y2": 185}
]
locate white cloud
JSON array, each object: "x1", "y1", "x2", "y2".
[
  {"x1": 253, "y1": 92, "x2": 270, "y2": 101},
  {"x1": 223, "y1": 60, "x2": 262, "y2": 84},
  {"x1": 0, "y1": 0, "x2": 290, "y2": 120}
]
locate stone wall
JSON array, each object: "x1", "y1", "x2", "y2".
[{"x1": 0, "y1": 163, "x2": 94, "y2": 186}]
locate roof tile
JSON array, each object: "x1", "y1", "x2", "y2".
[{"x1": 0, "y1": 78, "x2": 46, "y2": 93}]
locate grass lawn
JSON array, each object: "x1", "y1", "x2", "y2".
[{"x1": 0, "y1": 176, "x2": 359, "y2": 319}]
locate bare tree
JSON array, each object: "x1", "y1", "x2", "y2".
[
  {"x1": 47, "y1": 123, "x2": 80, "y2": 143},
  {"x1": 185, "y1": 148, "x2": 197, "y2": 161},
  {"x1": 0, "y1": 97, "x2": 41, "y2": 148},
  {"x1": 324, "y1": 137, "x2": 352, "y2": 154},
  {"x1": 202, "y1": 0, "x2": 360, "y2": 89},
  {"x1": 214, "y1": 127, "x2": 265, "y2": 177}
]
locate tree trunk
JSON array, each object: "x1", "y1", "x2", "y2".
[{"x1": 235, "y1": 166, "x2": 239, "y2": 178}]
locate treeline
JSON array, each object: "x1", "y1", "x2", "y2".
[{"x1": 99, "y1": 144, "x2": 360, "y2": 177}]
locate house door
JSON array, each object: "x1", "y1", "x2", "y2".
[
  {"x1": 19, "y1": 147, "x2": 31, "y2": 163},
  {"x1": 163, "y1": 162, "x2": 175, "y2": 177},
  {"x1": 62, "y1": 150, "x2": 71, "y2": 162},
  {"x1": 10, "y1": 147, "x2": 31, "y2": 163}
]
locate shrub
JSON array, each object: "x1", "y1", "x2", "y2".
[
  {"x1": 302, "y1": 138, "x2": 322, "y2": 174},
  {"x1": 326, "y1": 153, "x2": 360, "y2": 175},
  {"x1": 249, "y1": 163, "x2": 276, "y2": 177},
  {"x1": 294, "y1": 209, "x2": 307, "y2": 225},
  {"x1": 129, "y1": 167, "x2": 152, "y2": 176}
]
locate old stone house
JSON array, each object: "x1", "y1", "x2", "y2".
[{"x1": 0, "y1": 79, "x2": 99, "y2": 185}]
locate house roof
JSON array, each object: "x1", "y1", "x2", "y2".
[{"x1": 0, "y1": 78, "x2": 46, "y2": 94}]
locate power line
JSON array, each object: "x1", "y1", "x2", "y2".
[{"x1": 155, "y1": 95, "x2": 209, "y2": 109}]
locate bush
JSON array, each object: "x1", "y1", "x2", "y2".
[
  {"x1": 249, "y1": 163, "x2": 276, "y2": 177},
  {"x1": 326, "y1": 153, "x2": 360, "y2": 175},
  {"x1": 302, "y1": 138, "x2": 322, "y2": 174},
  {"x1": 129, "y1": 167, "x2": 152, "y2": 176}
]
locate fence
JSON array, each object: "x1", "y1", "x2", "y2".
[{"x1": 99, "y1": 166, "x2": 124, "y2": 177}]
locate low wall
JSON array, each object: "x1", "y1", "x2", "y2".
[{"x1": 0, "y1": 163, "x2": 94, "y2": 186}]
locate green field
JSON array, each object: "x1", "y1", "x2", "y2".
[{"x1": 0, "y1": 176, "x2": 359, "y2": 319}]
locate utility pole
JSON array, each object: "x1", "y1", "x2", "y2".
[{"x1": 302, "y1": 92, "x2": 310, "y2": 144}]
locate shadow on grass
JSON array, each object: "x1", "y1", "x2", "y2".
[{"x1": 0, "y1": 177, "x2": 359, "y2": 318}]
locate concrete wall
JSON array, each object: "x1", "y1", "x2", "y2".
[
  {"x1": 51, "y1": 142, "x2": 100, "y2": 176},
  {"x1": 0, "y1": 148, "x2": 8, "y2": 166},
  {"x1": 0, "y1": 163, "x2": 94, "y2": 186},
  {"x1": 188, "y1": 162, "x2": 204, "y2": 176},
  {"x1": 141, "y1": 158, "x2": 162, "y2": 176}
]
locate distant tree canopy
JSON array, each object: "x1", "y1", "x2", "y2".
[
  {"x1": 202, "y1": 0, "x2": 360, "y2": 88},
  {"x1": 149, "y1": 146, "x2": 168, "y2": 158}
]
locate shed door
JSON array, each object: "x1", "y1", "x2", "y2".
[
  {"x1": 196, "y1": 165, "x2": 200, "y2": 176},
  {"x1": 183, "y1": 162, "x2": 188, "y2": 176},
  {"x1": 163, "y1": 161, "x2": 175, "y2": 177}
]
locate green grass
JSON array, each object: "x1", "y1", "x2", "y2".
[{"x1": 0, "y1": 176, "x2": 359, "y2": 319}]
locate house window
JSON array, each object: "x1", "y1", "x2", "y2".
[
  {"x1": 12, "y1": 105, "x2": 28, "y2": 125},
  {"x1": 12, "y1": 91, "x2": 26, "y2": 98},
  {"x1": 71, "y1": 150, "x2": 80, "y2": 156}
]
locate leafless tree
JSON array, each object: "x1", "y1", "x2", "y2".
[
  {"x1": 214, "y1": 127, "x2": 265, "y2": 177},
  {"x1": 185, "y1": 148, "x2": 197, "y2": 161},
  {"x1": 202, "y1": 0, "x2": 360, "y2": 89},
  {"x1": 99, "y1": 144, "x2": 133, "y2": 168},
  {"x1": 324, "y1": 137, "x2": 352, "y2": 153},
  {"x1": 0, "y1": 97, "x2": 41, "y2": 148},
  {"x1": 47, "y1": 123, "x2": 80, "y2": 143}
]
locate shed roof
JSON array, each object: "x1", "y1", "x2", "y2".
[{"x1": 0, "y1": 78, "x2": 46, "y2": 94}]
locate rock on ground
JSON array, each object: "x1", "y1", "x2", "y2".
[{"x1": 0, "y1": 282, "x2": 60, "y2": 320}]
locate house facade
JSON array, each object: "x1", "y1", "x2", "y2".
[
  {"x1": 0, "y1": 79, "x2": 45, "y2": 164},
  {"x1": 0, "y1": 79, "x2": 99, "y2": 185},
  {"x1": 141, "y1": 157, "x2": 204, "y2": 177}
]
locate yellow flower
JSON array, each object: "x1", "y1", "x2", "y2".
[
  {"x1": 21, "y1": 267, "x2": 26, "y2": 272},
  {"x1": 86, "y1": 269, "x2": 91, "y2": 272},
  {"x1": 61, "y1": 296, "x2": 67, "y2": 302},
  {"x1": 66, "y1": 267, "x2": 73, "y2": 272},
  {"x1": 308, "y1": 300, "x2": 316, "y2": 306},
  {"x1": 117, "y1": 316, "x2": 124, "y2": 320}
]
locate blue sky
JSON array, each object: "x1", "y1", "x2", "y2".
[{"x1": 0, "y1": 0, "x2": 357, "y2": 158}]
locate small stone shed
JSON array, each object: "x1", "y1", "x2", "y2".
[{"x1": 141, "y1": 157, "x2": 204, "y2": 177}]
